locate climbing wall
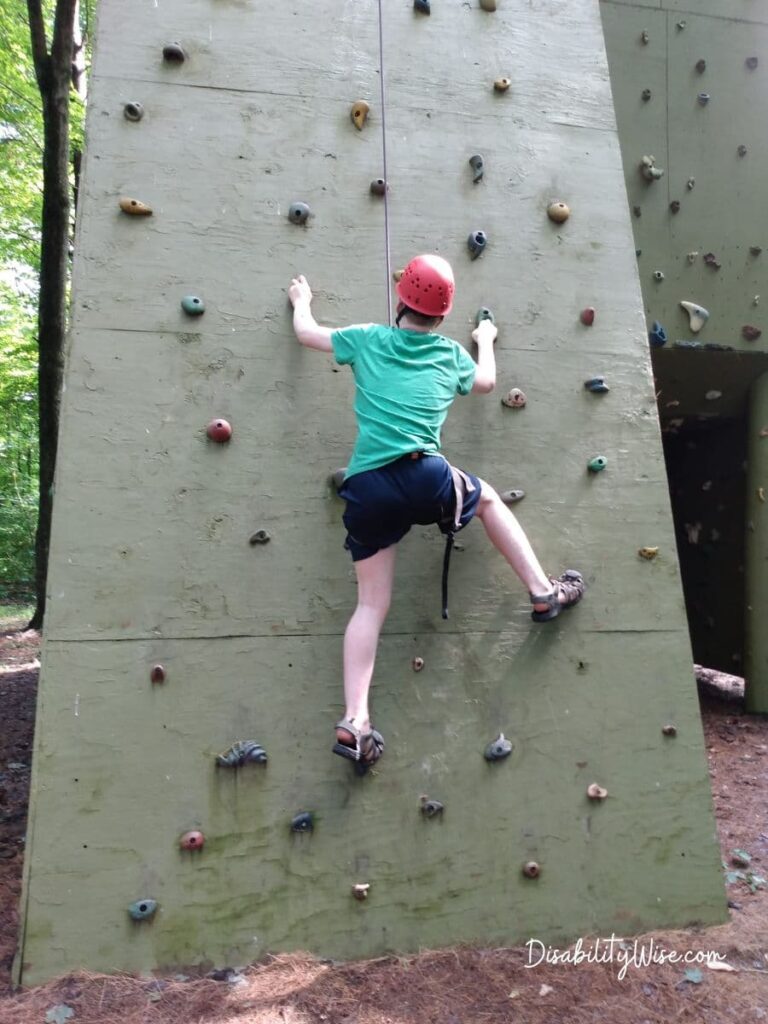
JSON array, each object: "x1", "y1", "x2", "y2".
[
  {"x1": 16, "y1": 0, "x2": 726, "y2": 985},
  {"x1": 600, "y1": 0, "x2": 768, "y2": 705}
]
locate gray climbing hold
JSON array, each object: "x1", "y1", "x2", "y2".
[
  {"x1": 420, "y1": 797, "x2": 444, "y2": 818},
  {"x1": 669, "y1": 200, "x2": 680, "y2": 214},
  {"x1": 330, "y1": 467, "x2": 347, "y2": 490},
  {"x1": 680, "y1": 301, "x2": 709, "y2": 333},
  {"x1": 695, "y1": 59, "x2": 706, "y2": 74},
  {"x1": 501, "y1": 489, "x2": 525, "y2": 504},
  {"x1": 641, "y1": 88, "x2": 652, "y2": 101},
  {"x1": 676, "y1": 20, "x2": 686, "y2": 30},
  {"x1": 288, "y1": 202, "x2": 311, "y2": 225},
  {"x1": 129, "y1": 899, "x2": 158, "y2": 921},
  {"x1": 674, "y1": 340, "x2": 702, "y2": 349},
  {"x1": 249, "y1": 530, "x2": 270, "y2": 545},
  {"x1": 703, "y1": 252, "x2": 721, "y2": 269},
  {"x1": 750, "y1": 246, "x2": 763, "y2": 257},
  {"x1": 216, "y1": 740, "x2": 268, "y2": 767},
  {"x1": 181, "y1": 295, "x2": 205, "y2": 316},
  {"x1": 369, "y1": 178, "x2": 388, "y2": 196},
  {"x1": 640, "y1": 155, "x2": 664, "y2": 181},
  {"x1": 686, "y1": 177, "x2": 695, "y2": 190},
  {"x1": 476, "y1": 307, "x2": 495, "y2": 326},
  {"x1": 584, "y1": 377, "x2": 609, "y2": 394},
  {"x1": 480, "y1": 0, "x2": 497, "y2": 9},
  {"x1": 469, "y1": 154, "x2": 484, "y2": 183},
  {"x1": 291, "y1": 812, "x2": 314, "y2": 833},
  {"x1": 641, "y1": 30, "x2": 649, "y2": 44},
  {"x1": 746, "y1": 57, "x2": 759, "y2": 70},
  {"x1": 467, "y1": 230, "x2": 487, "y2": 259},
  {"x1": 687, "y1": 251, "x2": 698, "y2": 263},
  {"x1": 484, "y1": 733, "x2": 513, "y2": 762},
  {"x1": 653, "y1": 270, "x2": 665, "y2": 282},
  {"x1": 633, "y1": 205, "x2": 642, "y2": 218},
  {"x1": 414, "y1": 0, "x2": 430, "y2": 12},
  {"x1": 738, "y1": 144, "x2": 748, "y2": 157},
  {"x1": 123, "y1": 102, "x2": 144, "y2": 122},
  {"x1": 697, "y1": 92, "x2": 710, "y2": 106},
  {"x1": 162, "y1": 42, "x2": 186, "y2": 63}
]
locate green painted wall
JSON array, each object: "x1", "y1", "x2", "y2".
[{"x1": 16, "y1": 0, "x2": 726, "y2": 985}]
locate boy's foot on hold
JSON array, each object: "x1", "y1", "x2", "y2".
[
  {"x1": 530, "y1": 570, "x2": 585, "y2": 622},
  {"x1": 333, "y1": 718, "x2": 385, "y2": 772}
]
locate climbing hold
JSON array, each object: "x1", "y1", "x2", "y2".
[
  {"x1": 249, "y1": 530, "x2": 271, "y2": 545},
  {"x1": 412, "y1": 656, "x2": 425, "y2": 672},
  {"x1": 632, "y1": 205, "x2": 642, "y2": 218},
  {"x1": 587, "y1": 456, "x2": 607, "y2": 473},
  {"x1": 750, "y1": 247, "x2": 763, "y2": 257},
  {"x1": 738, "y1": 144, "x2": 748, "y2": 157},
  {"x1": 215, "y1": 740, "x2": 267, "y2": 767},
  {"x1": 493, "y1": 77, "x2": 511, "y2": 92},
  {"x1": 754, "y1": 296, "x2": 761, "y2": 307},
  {"x1": 676, "y1": 20, "x2": 686, "y2": 30},
  {"x1": 206, "y1": 418, "x2": 232, "y2": 443},
  {"x1": 636, "y1": 249, "x2": 642, "y2": 257},
  {"x1": 179, "y1": 830, "x2": 205, "y2": 851},
  {"x1": 743, "y1": 325, "x2": 762, "y2": 341},
  {"x1": 648, "y1": 321, "x2": 667, "y2": 347},
  {"x1": 522, "y1": 861, "x2": 540, "y2": 879},
  {"x1": 759, "y1": 488, "x2": 767, "y2": 503},
  {"x1": 414, "y1": 0, "x2": 430, "y2": 13},
  {"x1": 695, "y1": 58, "x2": 707, "y2": 73},
  {"x1": 686, "y1": 177, "x2": 695, "y2": 191},
  {"x1": 351, "y1": 883, "x2": 370, "y2": 901},
  {"x1": 501, "y1": 388, "x2": 526, "y2": 409},
  {"x1": 484, "y1": 733, "x2": 513, "y2": 762},
  {"x1": 587, "y1": 783, "x2": 608, "y2": 801},
  {"x1": 480, "y1": 0, "x2": 497, "y2": 9},
  {"x1": 370, "y1": 178, "x2": 388, "y2": 196},
  {"x1": 641, "y1": 30, "x2": 649, "y2": 44},
  {"x1": 123, "y1": 102, "x2": 144, "y2": 122},
  {"x1": 680, "y1": 301, "x2": 709, "y2": 333},
  {"x1": 501, "y1": 489, "x2": 525, "y2": 505},
  {"x1": 746, "y1": 56, "x2": 759, "y2": 70},
  {"x1": 475, "y1": 307, "x2": 495, "y2": 326},
  {"x1": 181, "y1": 295, "x2": 205, "y2": 316},
  {"x1": 469, "y1": 154, "x2": 484, "y2": 183},
  {"x1": 653, "y1": 270, "x2": 665, "y2": 282},
  {"x1": 547, "y1": 201, "x2": 570, "y2": 223},
  {"x1": 638, "y1": 547, "x2": 659, "y2": 560},
  {"x1": 119, "y1": 197, "x2": 153, "y2": 216},
  {"x1": 705, "y1": 390, "x2": 722, "y2": 401},
  {"x1": 640, "y1": 155, "x2": 664, "y2": 182},
  {"x1": 288, "y1": 202, "x2": 310, "y2": 225},
  {"x1": 420, "y1": 796, "x2": 444, "y2": 818},
  {"x1": 697, "y1": 92, "x2": 710, "y2": 106},
  {"x1": 584, "y1": 377, "x2": 609, "y2": 394},
  {"x1": 162, "y1": 42, "x2": 186, "y2": 63},
  {"x1": 661, "y1": 723, "x2": 677, "y2": 737},
  {"x1": 669, "y1": 200, "x2": 680, "y2": 214},
  {"x1": 350, "y1": 100, "x2": 370, "y2": 131},
  {"x1": 467, "y1": 230, "x2": 487, "y2": 259},
  {"x1": 687, "y1": 251, "x2": 698, "y2": 264},
  {"x1": 290, "y1": 812, "x2": 314, "y2": 833},
  {"x1": 580, "y1": 307, "x2": 595, "y2": 327},
  {"x1": 674, "y1": 340, "x2": 702, "y2": 350},
  {"x1": 150, "y1": 664, "x2": 166, "y2": 684},
  {"x1": 703, "y1": 252, "x2": 721, "y2": 269},
  {"x1": 128, "y1": 899, "x2": 157, "y2": 921},
  {"x1": 330, "y1": 467, "x2": 347, "y2": 490},
  {"x1": 392, "y1": 268, "x2": 404, "y2": 283},
  {"x1": 641, "y1": 88, "x2": 652, "y2": 102}
]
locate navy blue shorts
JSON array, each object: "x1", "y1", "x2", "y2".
[{"x1": 338, "y1": 454, "x2": 483, "y2": 561}]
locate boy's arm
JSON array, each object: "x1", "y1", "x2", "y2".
[
  {"x1": 470, "y1": 320, "x2": 497, "y2": 393},
  {"x1": 288, "y1": 274, "x2": 334, "y2": 352}
]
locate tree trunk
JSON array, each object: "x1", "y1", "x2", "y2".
[{"x1": 26, "y1": 0, "x2": 78, "y2": 631}]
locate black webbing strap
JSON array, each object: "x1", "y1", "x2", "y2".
[{"x1": 441, "y1": 531, "x2": 454, "y2": 620}]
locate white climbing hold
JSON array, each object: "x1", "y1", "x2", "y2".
[
  {"x1": 680, "y1": 300, "x2": 710, "y2": 333},
  {"x1": 687, "y1": 251, "x2": 698, "y2": 264},
  {"x1": 705, "y1": 390, "x2": 722, "y2": 401},
  {"x1": 640, "y1": 155, "x2": 664, "y2": 181}
]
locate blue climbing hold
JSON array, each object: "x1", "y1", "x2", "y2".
[
  {"x1": 584, "y1": 377, "x2": 610, "y2": 394},
  {"x1": 649, "y1": 321, "x2": 667, "y2": 347},
  {"x1": 181, "y1": 295, "x2": 205, "y2": 316}
]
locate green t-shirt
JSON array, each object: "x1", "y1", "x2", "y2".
[{"x1": 331, "y1": 323, "x2": 477, "y2": 479}]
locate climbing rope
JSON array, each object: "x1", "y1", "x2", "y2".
[{"x1": 376, "y1": 0, "x2": 393, "y2": 325}]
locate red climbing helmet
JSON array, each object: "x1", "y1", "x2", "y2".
[{"x1": 396, "y1": 254, "x2": 455, "y2": 317}]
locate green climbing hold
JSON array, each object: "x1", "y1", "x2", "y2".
[
  {"x1": 587, "y1": 456, "x2": 608, "y2": 473},
  {"x1": 181, "y1": 295, "x2": 205, "y2": 316},
  {"x1": 128, "y1": 898, "x2": 158, "y2": 921},
  {"x1": 475, "y1": 307, "x2": 495, "y2": 326}
]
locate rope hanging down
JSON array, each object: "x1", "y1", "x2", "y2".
[{"x1": 376, "y1": 0, "x2": 393, "y2": 325}]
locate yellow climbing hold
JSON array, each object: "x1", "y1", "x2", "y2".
[
  {"x1": 119, "y1": 197, "x2": 153, "y2": 216},
  {"x1": 350, "y1": 100, "x2": 370, "y2": 131},
  {"x1": 638, "y1": 547, "x2": 659, "y2": 560}
]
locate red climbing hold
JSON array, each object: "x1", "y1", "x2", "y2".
[
  {"x1": 180, "y1": 830, "x2": 205, "y2": 851},
  {"x1": 206, "y1": 419, "x2": 232, "y2": 443},
  {"x1": 580, "y1": 307, "x2": 595, "y2": 326}
]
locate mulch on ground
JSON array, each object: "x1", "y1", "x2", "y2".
[{"x1": 0, "y1": 618, "x2": 765, "y2": 1024}]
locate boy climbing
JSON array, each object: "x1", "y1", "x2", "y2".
[{"x1": 288, "y1": 255, "x2": 584, "y2": 771}]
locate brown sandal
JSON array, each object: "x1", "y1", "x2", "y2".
[
  {"x1": 530, "y1": 570, "x2": 585, "y2": 622},
  {"x1": 333, "y1": 718, "x2": 385, "y2": 774}
]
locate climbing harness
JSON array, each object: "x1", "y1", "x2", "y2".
[{"x1": 439, "y1": 461, "x2": 476, "y2": 619}]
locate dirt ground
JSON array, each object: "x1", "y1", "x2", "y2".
[{"x1": 0, "y1": 616, "x2": 766, "y2": 1024}]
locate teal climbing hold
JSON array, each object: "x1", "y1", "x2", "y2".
[
  {"x1": 475, "y1": 307, "x2": 495, "y2": 326},
  {"x1": 587, "y1": 456, "x2": 608, "y2": 473},
  {"x1": 128, "y1": 899, "x2": 158, "y2": 922},
  {"x1": 181, "y1": 295, "x2": 205, "y2": 316}
]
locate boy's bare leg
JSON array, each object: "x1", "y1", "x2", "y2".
[
  {"x1": 336, "y1": 545, "x2": 397, "y2": 744},
  {"x1": 475, "y1": 478, "x2": 566, "y2": 612}
]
